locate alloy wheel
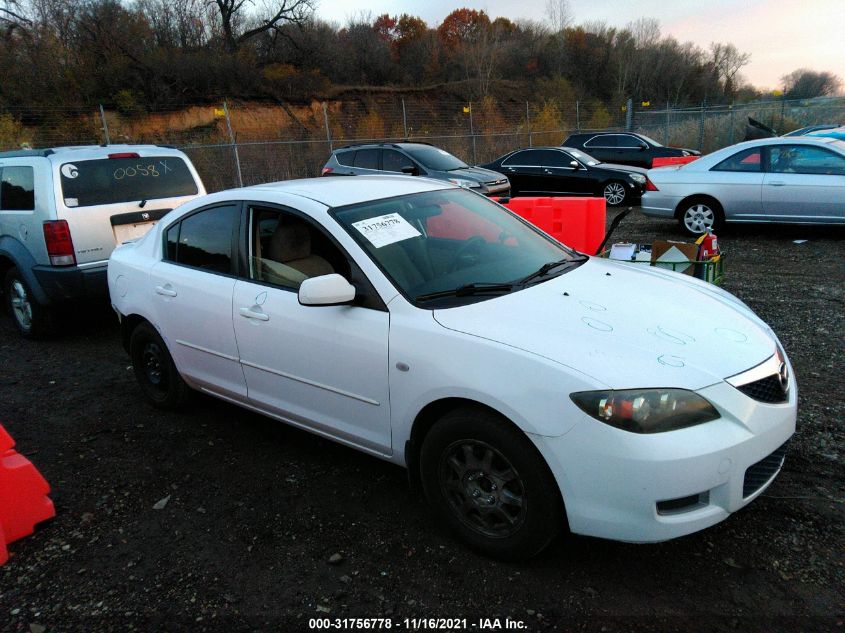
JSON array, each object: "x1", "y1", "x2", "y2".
[
  {"x1": 439, "y1": 439, "x2": 527, "y2": 538},
  {"x1": 683, "y1": 203, "x2": 715, "y2": 234},
  {"x1": 603, "y1": 182, "x2": 626, "y2": 206}
]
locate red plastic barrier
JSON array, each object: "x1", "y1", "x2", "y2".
[
  {"x1": 651, "y1": 156, "x2": 699, "y2": 167},
  {"x1": 0, "y1": 424, "x2": 55, "y2": 565},
  {"x1": 497, "y1": 197, "x2": 606, "y2": 254}
]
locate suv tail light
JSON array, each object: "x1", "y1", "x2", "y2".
[
  {"x1": 321, "y1": 167, "x2": 333, "y2": 176},
  {"x1": 43, "y1": 220, "x2": 76, "y2": 266},
  {"x1": 645, "y1": 177, "x2": 659, "y2": 192}
]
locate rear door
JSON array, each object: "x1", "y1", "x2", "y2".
[
  {"x1": 762, "y1": 144, "x2": 845, "y2": 222},
  {"x1": 500, "y1": 150, "x2": 543, "y2": 194},
  {"x1": 535, "y1": 149, "x2": 592, "y2": 195},
  {"x1": 54, "y1": 152, "x2": 204, "y2": 264}
]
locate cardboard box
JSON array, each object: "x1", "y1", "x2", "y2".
[{"x1": 651, "y1": 240, "x2": 699, "y2": 275}]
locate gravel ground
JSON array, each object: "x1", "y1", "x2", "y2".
[{"x1": 1, "y1": 208, "x2": 843, "y2": 633}]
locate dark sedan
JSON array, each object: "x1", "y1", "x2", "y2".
[
  {"x1": 561, "y1": 132, "x2": 699, "y2": 169},
  {"x1": 480, "y1": 146, "x2": 648, "y2": 205}
]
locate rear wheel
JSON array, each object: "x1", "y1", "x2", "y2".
[
  {"x1": 602, "y1": 180, "x2": 628, "y2": 206},
  {"x1": 677, "y1": 197, "x2": 724, "y2": 236},
  {"x1": 129, "y1": 321, "x2": 191, "y2": 410},
  {"x1": 419, "y1": 407, "x2": 563, "y2": 560},
  {"x1": 3, "y1": 267, "x2": 52, "y2": 338}
]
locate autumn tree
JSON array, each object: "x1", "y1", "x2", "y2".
[
  {"x1": 782, "y1": 68, "x2": 842, "y2": 99},
  {"x1": 210, "y1": 0, "x2": 315, "y2": 53}
]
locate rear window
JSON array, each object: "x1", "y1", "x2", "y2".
[
  {"x1": 59, "y1": 156, "x2": 198, "y2": 208},
  {"x1": 0, "y1": 166, "x2": 35, "y2": 211}
]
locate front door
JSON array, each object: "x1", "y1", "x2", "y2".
[
  {"x1": 763, "y1": 145, "x2": 845, "y2": 222},
  {"x1": 232, "y1": 204, "x2": 392, "y2": 454}
]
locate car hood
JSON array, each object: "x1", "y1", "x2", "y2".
[
  {"x1": 598, "y1": 162, "x2": 649, "y2": 175},
  {"x1": 432, "y1": 258, "x2": 776, "y2": 391},
  {"x1": 448, "y1": 166, "x2": 509, "y2": 183}
]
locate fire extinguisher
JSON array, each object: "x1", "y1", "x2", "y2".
[{"x1": 696, "y1": 231, "x2": 720, "y2": 260}]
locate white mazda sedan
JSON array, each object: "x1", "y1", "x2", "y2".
[{"x1": 108, "y1": 176, "x2": 796, "y2": 559}]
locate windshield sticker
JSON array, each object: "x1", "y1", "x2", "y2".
[
  {"x1": 64, "y1": 197, "x2": 79, "y2": 207},
  {"x1": 353, "y1": 213, "x2": 421, "y2": 248}
]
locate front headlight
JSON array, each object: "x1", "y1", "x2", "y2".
[
  {"x1": 570, "y1": 389, "x2": 720, "y2": 434},
  {"x1": 448, "y1": 178, "x2": 481, "y2": 189},
  {"x1": 628, "y1": 173, "x2": 646, "y2": 184}
]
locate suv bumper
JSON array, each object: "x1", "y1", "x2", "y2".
[{"x1": 32, "y1": 263, "x2": 108, "y2": 303}]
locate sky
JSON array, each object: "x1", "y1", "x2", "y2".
[{"x1": 314, "y1": 0, "x2": 845, "y2": 91}]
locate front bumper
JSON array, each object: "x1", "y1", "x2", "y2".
[
  {"x1": 32, "y1": 262, "x2": 109, "y2": 304},
  {"x1": 534, "y1": 379, "x2": 797, "y2": 542}
]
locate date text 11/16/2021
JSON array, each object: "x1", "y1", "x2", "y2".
[{"x1": 308, "y1": 617, "x2": 528, "y2": 630}]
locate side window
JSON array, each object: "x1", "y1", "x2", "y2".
[
  {"x1": 502, "y1": 150, "x2": 538, "y2": 166},
  {"x1": 382, "y1": 150, "x2": 414, "y2": 173},
  {"x1": 585, "y1": 135, "x2": 617, "y2": 148},
  {"x1": 769, "y1": 146, "x2": 845, "y2": 175},
  {"x1": 712, "y1": 148, "x2": 762, "y2": 172},
  {"x1": 249, "y1": 206, "x2": 349, "y2": 289},
  {"x1": 165, "y1": 205, "x2": 238, "y2": 274},
  {"x1": 0, "y1": 166, "x2": 35, "y2": 211},
  {"x1": 535, "y1": 150, "x2": 571, "y2": 167},
  {"x1": 353, "y1": 149, "x2": 379, "y2": 170},
  {"x1": 335, "y1": 151, "x2": 355, "y2": 167},
  {"x1": 617, "y1": 135, "x2": 644, "y2": 148}
]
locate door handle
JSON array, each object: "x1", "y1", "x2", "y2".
[
  {"x1": 543, "y1": 169, "x2": 553, "y2": 174},
  {"x1": 768, "y1": 181, "x2": 785, "y2": 186},
  {"x1": 155, "y1": 285, "x2": 177, "y2": 297},
  {"x1": 239, "y1": 307, "x2": 269, "y2": 321}
]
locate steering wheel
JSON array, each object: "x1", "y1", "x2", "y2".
[{"x1": 449, "y1": 236, "x2": 487, "y2": 272}]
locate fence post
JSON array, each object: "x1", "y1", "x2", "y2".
[
  {"x1": 664, "y1": 101, "x2": 670, "y2": 145},
  {"x1": 402, "y1": 98, "x2": 408, "y2": 138},
  {"x1": 575, "y1": 100, "x2": 580, "y2": 132},
  {"x1": 223, "y1": 100, "x2": 243, "y2": 188},
  {"x1": 526, "y1": 101, "x2": 532, "y2": 147},
  {"x1": 99, "y1": 104, "x2": 110, "y2": 145},
  {"x1": 698, "y1": 101, "x2": 706, "y2": 152},
  {"x1": 729, "y1": 103, "x2": 735, "y2": 145},
  {"x1": 469, "y1": 101, "x2": 477, "y2": 164},
  {"x1": 625, "y1": 98, "x2": 633, "y2": 131},
  {"x1": 322, "y1": 102, "x2": 333, "y2": 152}
]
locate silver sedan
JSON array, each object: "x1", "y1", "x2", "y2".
[{"x1": 642, "y1": 137, "x2": 845, "y2": 235}]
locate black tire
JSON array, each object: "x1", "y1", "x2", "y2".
[
  {"x1": 419, "y1": 407, "x2": 564, "y2": 560},
  {"x1": 602, "y1": 180, "x2": 628, "y2": 207},
  {"x1": 129, "y1": 321, "x2": 191, "y2": 410},
  {"x1": 676, "y1": 196, "x2": 725, "y2": 236},
  {"x1": 3, "y1": 267, "x2": 52, "y2": 338}
]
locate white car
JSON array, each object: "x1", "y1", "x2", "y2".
[
  {"x1": 108, "y1": 176, "x2": 796, "y2": 559},
  {"x1": 642, "y1": 136, "x2": 845, "y2": 235}
]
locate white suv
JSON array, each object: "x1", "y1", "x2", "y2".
[{"x1": 0, "y1": 144, "x2": 205, "y2": 337}]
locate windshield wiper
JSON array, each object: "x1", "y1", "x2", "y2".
[
  {"x1": 518, "y1": 255, "x2": 588, "y2": 285},
  {"x1": 415, "y1": 282, "x2": 516, "y2": 302}
]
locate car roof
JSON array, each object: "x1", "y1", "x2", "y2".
[
  {"x1": 0, "y1": 144, "x2": 184, "y2": 162},
  {"x1": 334, "y1": 142, "x2": 438, "y2": 152},
  {"x1": 237, "y1": 175, "x2": 453, "y2": 208}
]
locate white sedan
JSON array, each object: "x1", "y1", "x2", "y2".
[
  {"x1": 642, "y1": 136, "x2": 845, "y2": 235},
  {"x1": 108, "y1": 176, "x2": 796, "y2": 559}
]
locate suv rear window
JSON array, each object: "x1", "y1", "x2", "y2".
[
  {"x1": 59, "y1": 156, "x2": 198, "y2": 208},
  {"x1": 335, "y1": 151, "x2": 355, "y2": 167}
]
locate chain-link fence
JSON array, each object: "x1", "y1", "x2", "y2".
[{"x1": 2, "y1": 96, "x2": 843, "y2": 192}]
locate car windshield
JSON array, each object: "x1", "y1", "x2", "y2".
[
  {"x1": 638, "y1": 134, "x2": 663, "y2": 147},
  {"x1": 59, "y1": 156, "x2": 198, "y2": 208},
  {"x1": 564, "y1": 148, "x2": 600, "y2": 166},
  {"x1": 403, "y1": 147, "x2": 469, "y2": 171},
  {"x1": 333, "y1": 189, "x2": 583, "y2": 307}
]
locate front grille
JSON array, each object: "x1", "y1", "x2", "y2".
[
  {"x1": 743, "y1": 440, "x2": 789, "y2": 498},
  {"x1": 736, "y1": 374, "x2": 788, "y2": 404}
]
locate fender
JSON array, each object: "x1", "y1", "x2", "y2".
[{"x1": 0, "y1": 236, "x2": 51, "y2": 306}]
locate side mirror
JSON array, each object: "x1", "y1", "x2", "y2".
[
  {"x1": 298, "y1": 274, "x2": 356, "y2": 306},
  {"x1": 569, "y1": 160, "x2": 580, "y2": 169},
  {"x1": 401, "y1": 165, "x2": 419, "y2": 176},
  {"x1": 638, "y1": 143, "x2": 648, "y2": 151}
]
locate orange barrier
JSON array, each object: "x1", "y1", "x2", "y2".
[
  {"x1": 0, "y1": 424, "x2": 55, "y2": 565},
  {"x1": 652, "y1": 156, "x2": 699, "y2": 167},
  {"x1": 497, "y1": 197, "x2": 606, "y2": 254}
]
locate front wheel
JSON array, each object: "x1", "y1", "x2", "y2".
[
  {"x1": 677, "y1": 197, "x2": 724, "y2": 236},
  {"x1": 419, "y1": 407, "x2": 563, "y2": 560},
  {"x1": 3, "y1": 267, "x2": 52, "y2": 338},
  {"x1": 602, "y1": 180, "x2": 628, "y2": 206},
  {"x1": 129, "y1": 321, "x2": 191, "y2": 410}
]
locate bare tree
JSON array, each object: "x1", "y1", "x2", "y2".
[
  {"x1": 782, "y1": 68, "x2": 842, "y2": 99},
  {"x1": 544, "y1": 0, "x2": 572, "y2": 33},
  {"x1": 0, "y1": 0, "x2": 30, "y2": 36},
  {"x1": 710, "y1": 42, "x2": 750, "y2": 97},
  {"x1": 210, "y1": 0, "x2": 315, "y2": 52}
]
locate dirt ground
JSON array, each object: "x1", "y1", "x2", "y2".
[{"x1": 1, "y1": 208, "x2": 843, "y2": 633}]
